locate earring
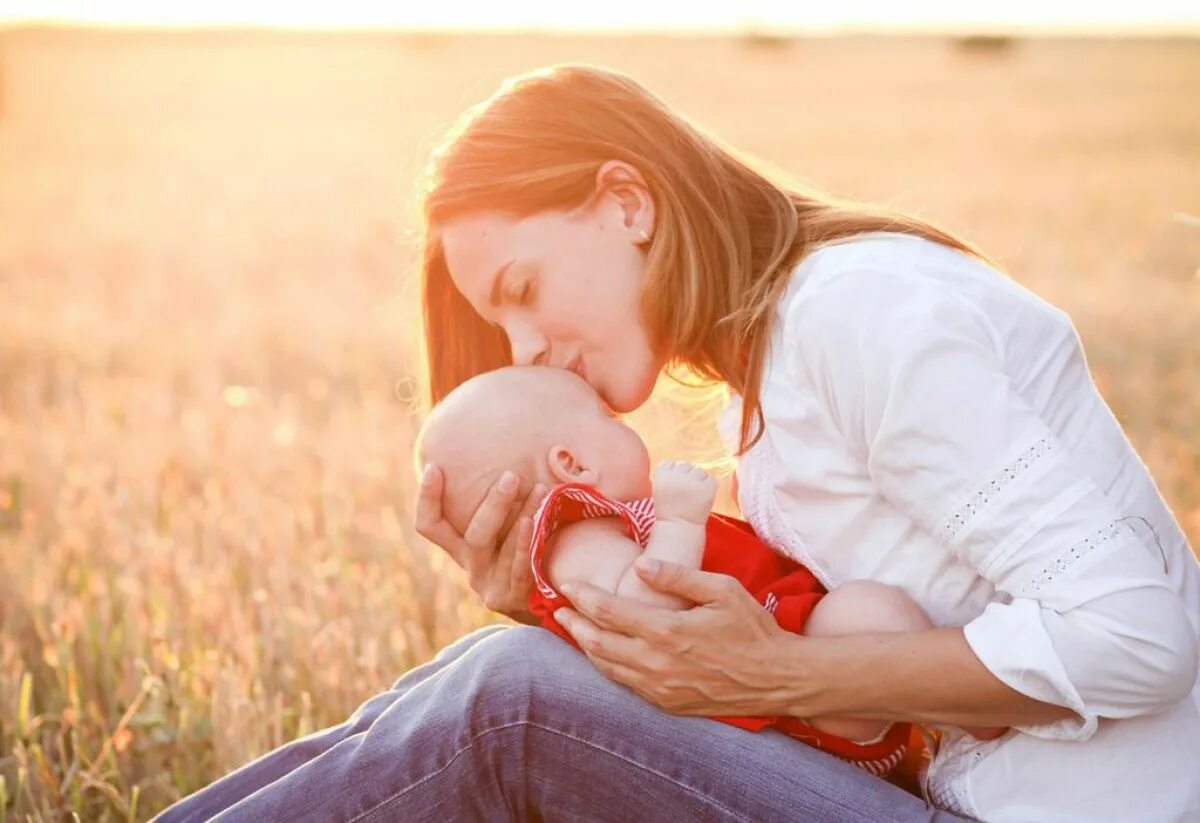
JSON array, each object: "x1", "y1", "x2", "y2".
[{"x1": 639, "y1": 229, "x2": 650, "y2": 243}]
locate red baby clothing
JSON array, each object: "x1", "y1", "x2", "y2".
[{"x1": 527, "y1": 482, "x2": 910, "y2": 777}]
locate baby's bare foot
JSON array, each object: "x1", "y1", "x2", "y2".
[{"x1": 652, "y1": 461, "x2": 716, "y2": 524}]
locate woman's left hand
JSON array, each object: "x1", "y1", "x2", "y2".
[{"x1": 553, "y1": 558, "x2": 803, "y2": 717}]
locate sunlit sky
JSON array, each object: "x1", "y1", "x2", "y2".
[{"x1": 1, "y1": 0, "x2": 1198, "y2": 33}]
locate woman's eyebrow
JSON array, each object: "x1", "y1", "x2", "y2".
[{"x1": 488, "y1": 259, "x2": 516, "y2": 307}]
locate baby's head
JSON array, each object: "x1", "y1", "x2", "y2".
[{"x1": 415, "y1": 366, "x2": 652, "y2": 535}]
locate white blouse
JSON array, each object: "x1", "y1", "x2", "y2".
[{"x1": 717, "y1": 232, "x2": 1200, "y2": 822}]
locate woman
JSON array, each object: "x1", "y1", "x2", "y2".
[{"x1": 160, "y1": 65, "x2": 1199, "y2": 822}]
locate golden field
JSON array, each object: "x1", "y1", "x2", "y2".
[{"x1": 0, "y1": 27, "x2": 1197, "y2": 820}]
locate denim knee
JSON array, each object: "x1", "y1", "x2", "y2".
[
  {"x1": 429, "y1": 623, "x2": 511, "y2": 664},
  {"x1": 458, "y1": 626, "x2": 595, "y2": 722},
  {"x1": 466, "y1": 625, "x2": 576, "y2": 683}
]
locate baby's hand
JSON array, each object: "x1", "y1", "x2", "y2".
[{"x1": 652, "y1": 461, "x2": 716, "y2": 525}]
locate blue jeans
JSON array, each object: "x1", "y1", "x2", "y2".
[{"x1": 156, "y1": 625, "x2": 964, "y2": 822}]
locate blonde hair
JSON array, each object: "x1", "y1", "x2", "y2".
[{"x1": 419, "y1": 64, "x2": 995, "y2": 455}]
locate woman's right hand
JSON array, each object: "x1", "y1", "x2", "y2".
[{"x1": 415, "y1": 464, "x2": 549, "y2": 624}]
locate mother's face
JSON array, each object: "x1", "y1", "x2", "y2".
[{"x1": 440, "y1": 203, "x2": 666, "y2": 414}]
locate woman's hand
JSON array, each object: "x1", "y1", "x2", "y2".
[
  {"x1": 552, "y1": 558, "x2": 806, "y2": 717},
  {"x1": 415, "y1": 465, "x2": 549, "y2": 623}
]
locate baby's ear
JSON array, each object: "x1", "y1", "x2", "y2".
[{"x1": 547, "y1": 444, "x2": 597, "y2": 485}]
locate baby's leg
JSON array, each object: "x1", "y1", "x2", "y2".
[
  {"x1": 801, "y1": 580, "x2": 931, "y2": 742},
  {"x1": 802, "y1": 580, "x2": 1006, "y2": 743}
]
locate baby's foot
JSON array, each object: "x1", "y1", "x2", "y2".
[{"x1": 652, "y1": 461, "x2": 716, "y2": 524}]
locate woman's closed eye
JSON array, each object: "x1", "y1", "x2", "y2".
[
  {"x1": 487, "y1": 282, "x2": 534, "y2": 330},
  {"x1": 517, "y1": 281, "x2": 535, "y2": 306},
  {"x1": 487, "y1": 281, "x2": 535, "y2": 331}
]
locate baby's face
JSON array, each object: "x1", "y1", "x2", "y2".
[{"x1": 418, "y1": 366, "x2": 653, "y2": 535}]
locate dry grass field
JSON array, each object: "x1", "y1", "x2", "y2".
[{"x1": 0, "y1": 26, "x2": 1197, "y2": 820}]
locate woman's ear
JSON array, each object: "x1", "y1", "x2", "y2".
[
  {"x1": 592, "y1": 159, "x2": 655, "y2": 245},
  {"x1": 547, "y1": 444, "x2": 599, "y2": 485}
]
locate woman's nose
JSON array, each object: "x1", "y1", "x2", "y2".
[{"x1": 507, "y1": 327, "x2": 549, "y2": 367}]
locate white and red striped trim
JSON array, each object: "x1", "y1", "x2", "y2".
[{"x1": 850, "y1": 745, "x2": 907, "y2": 776}]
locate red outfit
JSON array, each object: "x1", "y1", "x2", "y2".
[{"x1": 527, "y1": 482, "x2": 910, "y2": 777}]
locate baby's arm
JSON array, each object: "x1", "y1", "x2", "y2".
[
  {"x1": 615, "y1": 461, "x2": 715, "y2": 608},
  {"x1": 545, "y1": 462, "x2": 716, "y2": 610}
]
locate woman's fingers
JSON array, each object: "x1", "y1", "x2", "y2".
[
  {"x1": 466, "y1": 476, "x2": 544, "y2": 617},
  {"x1": 482, "y1": 483, "x2": 546, "y2": 618},
  {"x1": 497, "y1": 482, "x2": 546, "y2": 582},
  {"x1": 558, "y1": 581, "x2": 677, "y2": 638},
  {"x1": 552, "y1": 607, "x2": 651, "y2": 665},
  {"x1": 505, "y1": 483, "x2": 547, "y2": 573},
  {"x1": 555, "y1": 609, "x2": 702, "y2": 711},
  {"x1": 413, "y1": 464, "x2": 446, "y2": 535},
  {"x1": 413, "y1": 464, "x2": 467, "y2": 562},
  {"x1": 496, "y1": 482, "x2": 547, "y2": 561},
  {"x1": 507, "y1": 515, "x2": 535, "y2": 590},
  {"x1": 418, "y1": 466, "x2": 544, "y2": 619},
  {"x1": 634, "y1": 559, "x2": 742, "y2": 605},
  {"x1": 463, "y1": 481, "x2": 543, "y2": 620},
  {"x1": 462, "y1": 471, "x2": 521, "y2": 558},
  {"x1": 520, "y1": 482, "x2": 550, "y2": 520}
]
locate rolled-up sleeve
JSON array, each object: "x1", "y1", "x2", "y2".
[{"x1": 784, "y1": 267, "x2": 1199, "y2": 741}]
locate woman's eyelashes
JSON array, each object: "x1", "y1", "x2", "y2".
[{"x1": 485, "y1": 282, "x2": 533, "y2": 331}]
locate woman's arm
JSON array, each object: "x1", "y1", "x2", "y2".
[
  {"x1": 554, "y1": 561, "x2": 1074, "y2": 727},
  {"x1": 797, "y1": 625, "x2": 1070, "y2": 728}
]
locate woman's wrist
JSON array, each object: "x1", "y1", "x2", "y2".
[
  {"x1": 774, "y1": 630, "x2": 900, "y2": 721},
  {"x1": 745, "y1": 630, "x2": 830, "y2": 718}
]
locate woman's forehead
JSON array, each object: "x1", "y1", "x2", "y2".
[
  {"x1": 446, "y1": 211, "x2": 535, "y2": 253},
  {"x1": 442, "y1": 213, "x2": 515, "y2": 266},
  {"x1": 444, "y1": 214, "x2": 528, "y2": 281},
  {"x1": 440, "y1": 214, "x2": 518, "y2": 301},
  {"x1": 443, "y1": 210, "x2": 575, "y2": 261}
]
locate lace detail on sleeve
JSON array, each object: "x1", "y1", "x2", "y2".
[
  {"x1": 1022, "y1": 519, "x2": 1131, "y2": 595},
  {"x1": 936, "y1": 436, "x2": 1056, "y2": 545},
  {"x1": 925, "y1": 728, "x2": 1013, "y2": 819}
]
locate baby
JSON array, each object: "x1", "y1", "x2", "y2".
[{"x1": 416, "y1": 365, "x2": 999, "y2": 772}]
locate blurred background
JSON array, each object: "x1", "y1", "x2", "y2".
[{"x1": 1, "y1": 1, "x2": 1198, "y2": 818}]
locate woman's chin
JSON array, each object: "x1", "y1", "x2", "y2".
[
  {"x1": 593, "y1": 366, "x2": 660, "y2": 414},
  {"x1": 602, "y1": 384, "x2": 652, "y2": 415}
]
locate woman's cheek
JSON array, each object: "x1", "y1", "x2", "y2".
[
  {"x1": 625, "y1": 360, "x2": 661, "y2": 412},
  {"x1": 591, "y1": 359, "x2": 624, "y2": 412},
  {"x1": 595, "y1": 338, "x2": 659, "y2": 414},
  {"x1": 607, "y1": 382, "x2": 645, "y2": 415}
]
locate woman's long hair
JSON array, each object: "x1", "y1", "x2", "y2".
[{"x1": 419, "y1": 64, "x2": 993, "y2": 455}]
